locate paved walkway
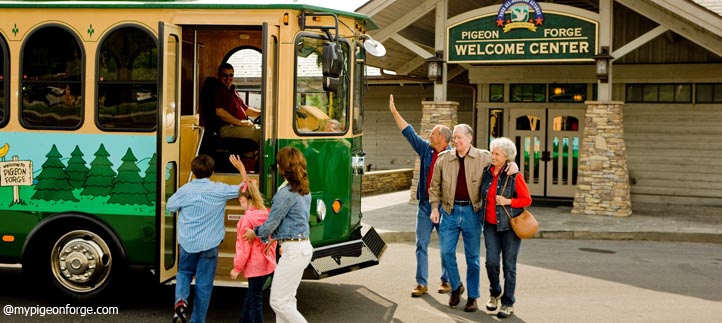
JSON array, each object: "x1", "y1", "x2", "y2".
[{"x1": 362, "y1": 190, "x2": 722, "y2": 243}]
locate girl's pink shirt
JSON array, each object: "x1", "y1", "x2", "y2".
[{"x1": 233, "y1": 206, "x2": 277, "y2": 278}]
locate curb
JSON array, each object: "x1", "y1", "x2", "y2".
[{"x1": 377, "y1": 231, "x2": 722, "y2": 244}]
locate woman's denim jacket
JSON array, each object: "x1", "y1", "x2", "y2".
[
  {"x1": 254, "y1": 185, "x2": 311, "y2": 241},
  {"x1": 480, "y1": 164, "x2": 524, "y2": 232}
]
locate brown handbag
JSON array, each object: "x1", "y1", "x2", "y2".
[{"x1": 499, "y1": 175, "x2": 538, "y2": 239}]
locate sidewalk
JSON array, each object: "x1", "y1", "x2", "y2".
[{"x1": 362, "y1": 190, "x2": 722, "y2": 244}]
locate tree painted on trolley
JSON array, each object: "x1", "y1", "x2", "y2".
[
  {"x1": 107, "y1": 148, "x2": 151, "y2": 205},
  {"x1": 143, "y1": 153, "x2": 157, "y2": 203},
  {"x1": 81, "y1": 144, "x2": 116, "y2": 197},
  {"x1": 31, "y1": 144, "x2": 78, "y2": 201},
  {"x1": 66, "y1": 145, "x2": 89, "y2": 189}
]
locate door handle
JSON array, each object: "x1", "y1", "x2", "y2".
[{"x1": 541, "y1": 151, "x2": 551, "y2": 162}]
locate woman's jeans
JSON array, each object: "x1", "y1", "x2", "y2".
[
  {"x1": 176, "y1": 245, "x2": 219, "y2": 323},
  {"x1": 439, "y1": 204, "x2": 482, "y2": 299},
  {"x1": 484, "y1": 222, "x2": 522, "y2": 306},
  {"x1": 239, "y1": 274, "x2": 269, "y2": 323},
  {"x1": 270, "y1": 240, "x2": 313, "y2": 323}
]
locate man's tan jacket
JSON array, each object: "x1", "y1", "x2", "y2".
[{"x1": 429, "y1": 147, "x2": 491, "y2": 214}]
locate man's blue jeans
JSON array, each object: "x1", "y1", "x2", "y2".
[
  {"x1": 439, "y1": 204, "x2": 482, "y2": 299},
  {"x1": 176, "y1": 245, "x2": 219, "y2": 323},
  {"x1": 416, "y1": 199, "x2": 449, "y2": 286},
  {"x1": 483, "y1": 222, "x2": 521, "y2": 306}
]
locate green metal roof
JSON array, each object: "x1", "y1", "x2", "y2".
[{"x1": 0, "y1": 1, "x2": 378, "y2": 29}]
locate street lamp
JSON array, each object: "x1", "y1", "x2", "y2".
[
  {"x1": 426, "y1": 51, "x2": 444, "y2": 83},
  {"x1": 593, "y1": 46, "x2": 614, "y2": 83}
]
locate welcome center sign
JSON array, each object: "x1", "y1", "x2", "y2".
[{"x1": 447, "y1": 0, "x2": 598, "y2": 63}]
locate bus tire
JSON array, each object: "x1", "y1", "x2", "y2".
[{"x1": 27, "y1": 222, "x2": 124, "y2": 302}]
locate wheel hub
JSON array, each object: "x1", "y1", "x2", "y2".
[{"x1": 51, "y1": 230, "x2": 112, "y2": 293}]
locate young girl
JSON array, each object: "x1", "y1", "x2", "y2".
[
  {"x1": 243, "y1": 146, "x2": 312, "y2": 323},
  {"x1": 230, "y1": 176, "x2": 276, "y2": 323}
]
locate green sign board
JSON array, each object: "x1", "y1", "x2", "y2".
[{"x1": 448, "y1": 11, "x2": 598, "y2": 63}]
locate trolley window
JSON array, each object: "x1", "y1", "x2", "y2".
[
  {"x1": 21, "y1": 26, "x2": 83, "y2": 129},
  {"x1": 97, "y1": 26, "x2": 158, "y2": 131}
]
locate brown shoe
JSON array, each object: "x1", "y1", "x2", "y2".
[
  {"x1": 464, "y1": 298, "x2": 478, "y2": 312},
  {"x1": 411, "y1": 285, "x2": 428, "y2": 297},
  {"x1": 437, "y1": 282, "x2": 451, "y2": 294},
  {"x1": 448, "y1": 283, "x2": 465, "y2": 307}
]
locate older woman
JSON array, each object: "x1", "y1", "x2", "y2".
[{"x1": 480, "y1": 137, "x2": 532, "y2": 319}]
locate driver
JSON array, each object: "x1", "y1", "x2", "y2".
[{"x1": 214, "y1": 62, "x2": 261, "y2": 143}]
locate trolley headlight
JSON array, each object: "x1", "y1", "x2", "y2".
[{"x1": 316, "y1": 199, "x2": 327, "y2": 222}]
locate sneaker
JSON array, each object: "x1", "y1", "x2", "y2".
[
  {"x1": 448, "y1": 283, "x2": 464, "y2": 307},
  {"x1": 173, "y1": 300, "x2": 187, "y2": 323},
  {"x1": 411, "y1": 285, "x2": 428, "y2": 297},
  {"x1": 497, "y1": 305, "x2": 514, "y2": 319},
  {"x1": 437, "y1": 282, "x2": 451, "y2": 294},
  {"x1": 486, "y1": 295, "x2": 500, "y2": 311}
]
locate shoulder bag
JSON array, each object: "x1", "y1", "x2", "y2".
[{"x1": 500, "y1": 175, "x2": 538, "y2": 239}]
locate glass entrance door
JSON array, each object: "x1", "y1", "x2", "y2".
[{"x1": 508, "y1": 108, "x2": 584, "y2": 198}]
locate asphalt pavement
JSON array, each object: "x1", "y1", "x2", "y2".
[{"x1": 361, "y1": 190, "x2": 722, "y2": 244}]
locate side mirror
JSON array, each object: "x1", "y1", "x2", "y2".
[{"x1": 322, "y1": 42, "x2": 344, "y2": 78}]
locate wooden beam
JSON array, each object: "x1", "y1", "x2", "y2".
[
  {"x1": 357, "y1": 0, "x2": 397, "y2": 17},
  {"x1": 612, "y1": 25, "x2": 669, "y2": 61},
  {"x1": 396, "y1": 56, "x2": 426, "y2": 75},
  {"x1": 617, "y1": 0, "x2": 722, "y2": 58},
  {"x1": 390, "y1": 34, "x2": 434, "y2": 59},
  {"x1": 370, "y1": 0, "x2": 441, "y2": 42}
]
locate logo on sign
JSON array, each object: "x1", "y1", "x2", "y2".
[{"x1": 496, "y1": 0, "x2": 544, "y2": 32}]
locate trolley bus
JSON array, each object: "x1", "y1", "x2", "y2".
[{"x1": 0, "y1": 0, "x2": 386, "y2": 300}]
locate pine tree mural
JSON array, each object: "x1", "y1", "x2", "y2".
[
  {"x1": 81, "y1": 144, "x2": 116, "y2": 197},
  {"x1": 31, "y1": 144, "x2": 78, "y2": 201},
  {"x1": 143, "y1": 153, "x2": 157, "y2": 203},
  {"x1": 107, "y1": 148, "x2": 151, "y2": 205},
  {"x1": 66, "y1": 145, "x2": 89, "y2": 189}
]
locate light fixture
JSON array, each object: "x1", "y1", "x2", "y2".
[
  {"x1": 573, "y1": 94, "x2": 583, "y2": 101},
  {"x1": 426, "y1": 51, "x2": 444, "y2": 82},
  {"x1": 593, "y1": 46, "x2": 614, "y2": 83},
  {"x1": 553, "y1": 87, "x2": 564, "y2": 96}
]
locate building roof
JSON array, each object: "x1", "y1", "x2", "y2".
[
  {"x1": 357, "y1": 0, "x2": 722, "y2": 80},
  {"x1": 692, "y1": 0, "x2": 722, "y2": 17}
]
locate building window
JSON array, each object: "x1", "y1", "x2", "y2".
[
  {"x1": 549, "y1": 84, "x2": 586, "y2": 102},
  {"x1": 489, "y1": 84, "x2": 504, "y2": 102},
  {"x1": 97, "y1": 26, "x2": 158, "y2": 131},
  {"x1": 696, "y1": 83, "x2": 722, "y2": 103},
  {"x1": 625, "y1": 84, "x2": 692, "y2": 103},
  {"x1": 21, "y1": 26, "x2": 83, "y2": 129},
  {"x1": 510, "y1": 84, "x2": 546, "y2": 102}
]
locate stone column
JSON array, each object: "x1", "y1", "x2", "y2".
[
  {"x1": 572, "y1": 101, "x2": 632, "y2": 216},
  {"x1": 409, "y1": 101, "x2": 458, "y2": 202}
]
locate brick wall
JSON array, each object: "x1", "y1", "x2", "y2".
[{"x1": 361, "y1": 169, "x2": 413, "y2": 196}]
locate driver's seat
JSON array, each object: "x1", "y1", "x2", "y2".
[{"x1": 198, "y1": 76, "x2": 259, "y2": 173}]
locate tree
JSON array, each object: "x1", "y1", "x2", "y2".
[
  {"x1": 143, "y1": 153, "x2": 157, "y2": 203},
  {"x1": 66, "y1": 145, "x2": 89, "y2": 189},
  {"x1": 107, "y1": 148, "x2": 151, "y2": 205},
  {"x1": 81, "y1": 144, "x2": 116, "y2": 197},
  {"x1": 32, "y1": 144, "x2": 78, "y2": 201}
]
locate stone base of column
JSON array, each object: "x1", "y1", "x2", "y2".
[
  {"x1": 408, "y1": 101, "x2": 459, "y2": 202},
  {"x1": 572, "y1": 101, "x2": 632, "y2": 217}
]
